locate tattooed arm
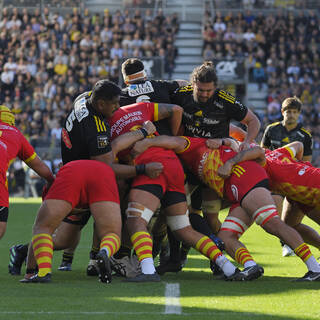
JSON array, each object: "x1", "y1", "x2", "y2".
[
  {"x1": 157, "y1": 103, "x2": 183, "y2": 135},
  {"x1": 217, "y1": 146, "x2": 266, "y2": 179}
]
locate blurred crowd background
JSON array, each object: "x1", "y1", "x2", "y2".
[{"x1": 1, "y1": 0, "x2": 320, "y2": 195}]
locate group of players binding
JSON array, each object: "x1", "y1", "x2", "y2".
[{"x1": 4, "y1": 59, "x2": 320, "y2": 284}]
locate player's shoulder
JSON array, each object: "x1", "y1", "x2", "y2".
[
  {"x1": 216, "y1": 89, "x2": 236, "y2": 103},
  {"x1": 299, "y1": 126, "x2": 312, "y2": 138},
  {"x1": 176, "y1": 84, "x2": 193, "y2": 94},
  {"x1": 266, "y1": 121, "x2": 282, "y2": 129}
]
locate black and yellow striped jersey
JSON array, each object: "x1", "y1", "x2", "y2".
[
  {"x1": 170, "y1": 87, "x2": 248, "y2": 138},
  {"x1": 61, "y1": 91, "x2": 112, "y2": 164},
  {"x1": 120, "y1": 79, "x2": 180, "y2": 135},
  {"x1": 261, "y1": 122, "x2": 313, "y2": 156}
]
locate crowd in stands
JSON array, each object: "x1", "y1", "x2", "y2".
[
  {"x1": 0, "y1": 6, "x2": 179, "y2": 195},
  {"x1": 202, "y1": 9, "x2": 320, "y2": 166}
]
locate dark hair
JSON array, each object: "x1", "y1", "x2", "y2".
[
  {"x1": 281, "y1": 96, "x2": 302, "y2": 112},
  {"x1": 121, "y1": 58, "x2": 144, "y2": 76},
  {"x1": 90, "y1": 80, "x2": 121, "y2": 105},
  {"x1": 191, "y1": 61, "x2": 218, "y2": 84}
]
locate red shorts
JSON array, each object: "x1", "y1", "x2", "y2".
[
  {"x1": 0, "y1": 145, "x2": 8, "y2": 207},
  {"x1": 0, "y1": 180, "x2": 8, "y2": 207},
  {"x1": 45, "y1": 160, "x2": 119, "y2": 208},
  {"x1": 132, "y1": 152, "x2": 185, "y2": 195},
  {"x1": 224, "y1": 161, "x2": 269, "y2": 203}
]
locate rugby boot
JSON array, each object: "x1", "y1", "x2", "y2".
[
  {"x1": 20, "y1": 273, "x2": 51, "y2": 283},
  {"x1": 296, "y1": 271, "x2": 320, "y2": 281},
  {"x1": 58, "y1": 261, "x2": 72, "y2": 271},
  {"x1": 96, "y1": 250, "x2": 112, "y2": 284},
  {"x1": 9, "y1": 244, "x2": 28, "y2": 275}
]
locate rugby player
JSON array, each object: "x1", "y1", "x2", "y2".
[
  {"x1": 107, "y1": 100, "x2": 248, "y2": 282},
  {"x1": 261, "y1": 96, "x2": 313, "y2": 257},
  {"x1": 131, "y1": 135, "x2": 320, "y2": 280},
  {"x1": 217, "y1": 141, "x2": 320, "y2": 281},
  {"x1": 0, "y1": 105, "x2": 54, "y2": 242}
]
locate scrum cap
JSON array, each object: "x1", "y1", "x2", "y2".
[{"x1": 0, "y1": 105, "x2": 15, "y2": 126}]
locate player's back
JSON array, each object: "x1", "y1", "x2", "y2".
[
  {"x1": 61, "y1": 92, "x2": 110, "y2": 164},
  {"x1": 265, "y1": 148, "x2": 320, "y2": 208},
  {"x1": 120, "y1": 79, "x2": 178, "y2": 105},
  {"x1": 120, "y1": 79, "x2": 179, "y2": 135},
  {"x1": 0, "y1": 121, "x2": 35, "y2": 162}
]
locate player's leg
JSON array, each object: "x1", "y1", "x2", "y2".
[
  {"x1": 164, "y1": 200, "x2": 245, "y2": 281},
  {"x1": 20, "y1": 220, "x2": 84, "y2": 281},
  {"x1": 242, "y1": 187, "x2": 320, "y2": 281},
  {"x1": 202, "y1": 187, "x2": 222, "y2": 234},
  {"x1": 90, "y1": 201, "x2": 122, "y2": 284},
  {"x1": 284, "y1": 205, "x2": 320, "y2": 251},
  {"x1": 124, "y1": 188, "x2": 161, "y2": 282},
  {"x1": 218, "y1": 205, "x2": 263, "y2": 280},
  {"x1": 278, "y1": 196, "x2": 295, "y2": 256},
  {"x1": 24, "y1": 199, "x2": 73, "y2": 283}
]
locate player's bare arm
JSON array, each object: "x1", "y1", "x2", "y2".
[
  {"x1": 91, "y1": 150, "x2": 163, "y2": 179},
  {"x1": 157, "y1": 103, "x2": 183, "y2": 135},
  {"x1": 206, "y1": 138, "x2": 239, "y2": 152},
  {"x1": 111, "y1": 120, "x2": 156, "y2": 156},
  {"x1": 217, "y1": 146, "x2": 266, "y2": 179},
  {"x1": 239, "y1": 109, "x2": 260, "y2": 149},
  {"x1": 27, "y1": 156, "x2": 55, "y2": 185},
  {"x1": 281, "y1": 141, "x2": 304, "y2": 161},
  {"x1": 131, "y1": 135, "x2": 187, "y2": 158}
]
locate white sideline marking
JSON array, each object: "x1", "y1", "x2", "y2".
[
  {"x1": 164, "y1": 283, "x2": 181, "y2": 314},
  {"x1": 0, "y1": 311, "x2": 274, "y2": 317}
]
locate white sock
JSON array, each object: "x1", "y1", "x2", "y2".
[
  {"x1": 305, "y1": 256, "x2": 320, "y2": 272},
  {"x1": 140, "y1": 257, "x2": 156, "y2": 274},
  {"x1": 101, "y1": 247, "x2": 110, "y2": 257},
  {"x1": 216, "y1": 255, "x2": 236, "y2": 277},
  {"x1": 244, "y1": 260, "x2": 256, "y2": 268}
]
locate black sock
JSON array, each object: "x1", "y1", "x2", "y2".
[
  {"x1": 189, "y1": 213, "x2": 212, "y2": 236},
  {"x1": 167, "y1": 228, "x2": 181, "y2": 262},
  {"x1": 113, "y1": 245, "x2": 131, "y2": 259},
  {"x1": 62, "y1": 252, "x2": 74, "y2": 264}
]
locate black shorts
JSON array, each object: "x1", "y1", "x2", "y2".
[
  {"x1": 63, "y1": 210, "x2": 91, "y2": 226},
  {"x1": 133, "y1": 184, "x2": 186, "y2": 208},
  {"x1": 0, "y1": 206, "x2": 8, "y2": 222}
]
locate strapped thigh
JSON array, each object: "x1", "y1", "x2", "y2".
[{"x1": 125, "y1": 202, "x2": 154, "y2": 223}]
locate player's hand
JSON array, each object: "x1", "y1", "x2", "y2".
[
  {"x1": 145, "y1": 162, "x2": 163, "y2": 178},
  {"x1": 217, "y1": 162, "x2": 233, "y2": 179},
  {"x1": 131, "y1": 140, "x2": 150, "y2": 158},
  {"x1": 206, "y1": 139, "x2": 223, "y2": 149},
  {"x1": 41, "y1": 180, "x2": 54, "y2": 200},
  {"x1": 239, "y1": 141, "x2": 250, "y2": 151},
  {"x1": 142, "y1": 120, "x2": 156, "y2": 136}
]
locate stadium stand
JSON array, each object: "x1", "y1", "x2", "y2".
[
  {"x1": 1, "y1": 1, "x2": 179, "y2": 196},
  {"x1": 203, "y1": 1, "x2": 320, "y2": 165},
  {"x1": 3, "y1": 0, "x2": 320, "y2": 195}
]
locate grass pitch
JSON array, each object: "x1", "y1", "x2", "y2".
[{"x1": 0, "y1": 199, "x2": 319, "y2": 320}]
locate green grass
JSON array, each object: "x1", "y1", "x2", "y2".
[{"x1": 0, "y1": 200, "x2": 320, "y2": 320}]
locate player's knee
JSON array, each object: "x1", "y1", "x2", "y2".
[
  {"x1": 125, "y1": 202, "x2": 154, "y2": 224},
  {"x1": 253, "y1": 205, "x2": 279, "y2": 226},
  {"x1": 219, "y1": 216, "x2": 249, "y2": 239},
  {"x1": 166, "y1": 211, "x2": 190, "y2": 231}
]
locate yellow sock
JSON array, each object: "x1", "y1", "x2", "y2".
[
  {"x1": 235, "y1": 247, "x2": 255, "y2": 266},
  {"x1": 195, "y1": 236, "x2": 222, "y2": 261},
  {"x1": 100, "y1": 233, "x2": 121, "y2": 257},
  {"x1": 131, "y1": 231, "x2": 153, "y2": 262},
  {"x1": 32, "y1": 233, "x2": 53, "y2": 277}
]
